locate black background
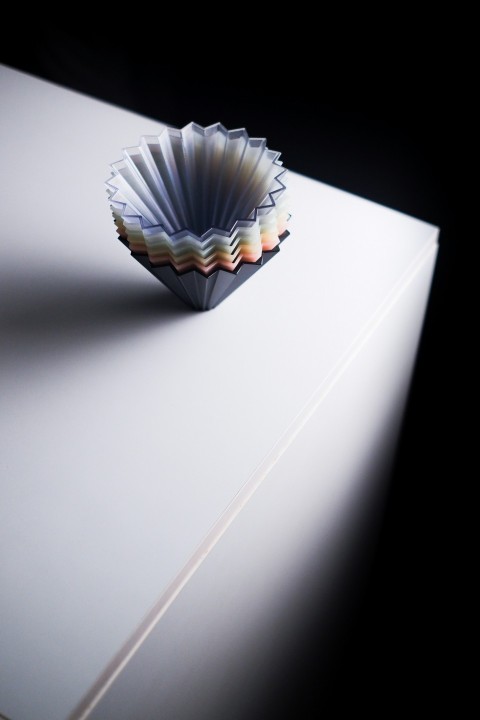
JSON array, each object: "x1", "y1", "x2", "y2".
[{"x1": 2, "y1": 22, "x2": 461, "y2": 718}]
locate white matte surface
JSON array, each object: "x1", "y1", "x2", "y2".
[
  {"x1": 88, "y1": 252, "x2": 437, "y2": 720},
  {"x1": 0, "y1": 65, "x2": 438, "y2": 720}
]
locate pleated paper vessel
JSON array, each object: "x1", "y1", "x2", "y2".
[{"x1": 106, "y1": 122, "x2": 290, "y2": 310}]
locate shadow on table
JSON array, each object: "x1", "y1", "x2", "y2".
[{"x1": 1, "y1": 269, "x2": 192, "y2": 366}]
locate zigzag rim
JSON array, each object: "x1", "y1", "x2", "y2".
[{"x1": 106, "y1": 122, "x2": 288, "y2": 243}]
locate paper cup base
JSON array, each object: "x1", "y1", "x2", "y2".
[{"x1": 120, "y1": 232, "x2": 289, "y2": 311}]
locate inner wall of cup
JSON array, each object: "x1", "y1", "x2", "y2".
[{"x1": 128, "y1": 134, "x2": 281, "y2": 237}]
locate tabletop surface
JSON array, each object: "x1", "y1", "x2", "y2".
[{"x1": 0, "y1": 64, "x2": 438, "y2": 720}]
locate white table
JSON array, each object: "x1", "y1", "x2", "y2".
[{"x1": 0, "y1": 65, "x2": 438, "y2": 720}]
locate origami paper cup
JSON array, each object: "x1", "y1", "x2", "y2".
[{"x1": 107, "y1": 122, "x2": 290, "y2": 310}]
